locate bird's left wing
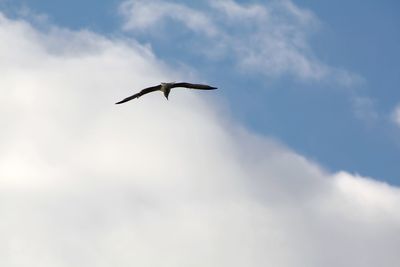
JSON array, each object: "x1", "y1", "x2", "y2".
[
  {"x1": 115, "y1": 85, "x2": 161, "y2": 104},
  {"x1": 172, "y1": 82, "x2": 217, "y2": 90}
]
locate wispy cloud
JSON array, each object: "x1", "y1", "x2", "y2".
[
  {"x1": 120, "y1": 0, "x2": 362, "y2": 86},
  {"x1": 352, "y1": 96, "x2": 379, "y2": 125},
  {"x1": 119, "y1": 0, "x2": 217, "y2": 36},
  {"x1": 392, "y1": 104, "x2": 400, "y2": 127},
  {"x1": 0, "y1": 12, "x2": 399, "y2": 267}
]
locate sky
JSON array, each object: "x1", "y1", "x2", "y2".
[{"x1": 0, "y1": 0, "x2": 399, "y2": 266}]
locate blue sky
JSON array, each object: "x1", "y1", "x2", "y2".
[
  {"x1": 2, "y1": 0, "x2": 399, "y2": 184},
  {"x1": 1, "y1": 1, "x2": 400, "y2": 266},
  {"x1": 2, "y1": 0, "x2": 400, "y2": 184},
  {"x1": 3, "y1": 0, "x2": 399, "y2": 184}
]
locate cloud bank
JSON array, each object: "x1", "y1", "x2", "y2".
[
  {"x1": 120, "y1": 0, "x2": 361, "y2": 86},
  {"x1": 1, "y1": 12, "x2": 399, "y2": 267}
]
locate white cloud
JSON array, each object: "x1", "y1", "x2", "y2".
[
  {"x1": 1, "y1": 12, "x2": 400, "y2": 267},
  {"x1": 120, "y1": 0, "x2": 361, "y2": 86}
]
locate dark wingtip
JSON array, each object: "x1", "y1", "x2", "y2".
[{"x1": 115, "y1": 99, "x2": 130, "y2": 104}]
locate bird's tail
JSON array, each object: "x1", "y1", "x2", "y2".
[{"x1": 164, "y1": 89, "x2": 170, "y2": 100}]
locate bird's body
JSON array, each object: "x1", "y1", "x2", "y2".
[
  {"x1": 160, "y1": 82, "x2": 174, "y2": 99},
  {"x1": 115, "y1": 82, "x2": 217, "y2": 104}
]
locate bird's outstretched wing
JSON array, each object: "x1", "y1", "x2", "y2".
[
  {"x1": 115, "y1": 85, "x2": 161, "y2": 104},
  {"x1": 172, "y1": 82, "x2": 217, "y2": 90}
]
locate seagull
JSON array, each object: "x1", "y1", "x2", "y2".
[{"x1": 115, "y1": 82, "x2": 217, "y2": 104}]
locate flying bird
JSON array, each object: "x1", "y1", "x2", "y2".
[{"x1": 115, "y1": 82, "x2": 217, "y2": 104}]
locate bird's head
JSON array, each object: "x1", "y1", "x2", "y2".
[{"x1": 161, "y1": 81, "x2": 175, "y2": 85}]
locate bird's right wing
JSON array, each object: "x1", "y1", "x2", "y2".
[
  {"x1": 115, "y1": 85, "x2": 161, "y2": 104},
  {"x1": 173, "y1": 82, "x2": 217, "y2": 90}
]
